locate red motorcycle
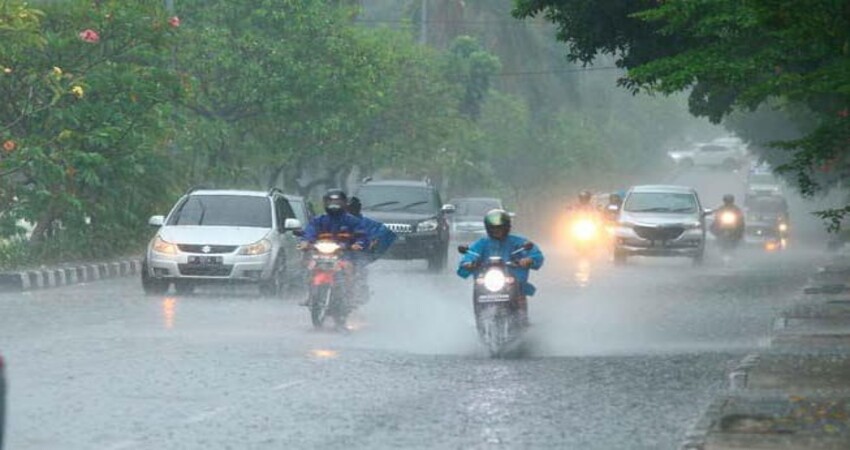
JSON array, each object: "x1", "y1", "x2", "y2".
[{"x1": 303, "y1": 233, "x2": 358, "y2": 329}]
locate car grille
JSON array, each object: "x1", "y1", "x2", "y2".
[
  {"x1": 177, "y1": 244, "x2": 238, "y2": 254},
  {"x1": 633, "y1": 225, "x2": 685, "y2": 241},
  {"x1": 386, "y1": 223, "x2": 413, "y2": 234},
  {"x1": 178, "y1": 264, "x2": 234, "y2": 276}
]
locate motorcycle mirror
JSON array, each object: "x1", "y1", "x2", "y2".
[{"x1": 457, "y1": 245, "x2": 469, "y2": 254}]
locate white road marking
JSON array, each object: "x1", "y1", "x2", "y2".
[
  {"x1": 272, "y1": 380, "x2": 306, "y2": 391},
  {"x1": 183, "y1": 406, "x2": 229, "y2": 424}
]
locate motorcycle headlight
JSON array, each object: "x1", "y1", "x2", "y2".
[
  {"x1": 152, "y1": 236, "x2": 178, "y2": 255},
  {"x1": 778, "y1": 223, "x2": 788, "y2": 232},
  {"x1": 239, "y1": 239, "x2": 272, "y2": 256},
  {"x1": 720, "y1": 211, "x2": 738, "y2": 226},
  {"x1": 314, "y1": 241, "x2": 341, "y2": 254},
  {"x1": 571, "y1": 219, "x2": 598, "y2": 241},
  {"x1": 483, "y1": 269, "x2": 507, "y2": 292},
  {"x1": 417, "y1": 219, "x2": 438, "y2": 232}
]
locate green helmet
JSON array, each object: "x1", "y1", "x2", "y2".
[{"x1": 484, "y1": 209, "x2": 511, "y2": 238}]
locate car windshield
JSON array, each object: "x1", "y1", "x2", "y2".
[
  {"x1": 450, "y1": 199, "x2": 501, "y2": 217},
  {"x1": 625, "y1": 192, "x2": 698, "y2": 214},
  {"x1": 358, "y1": 186, "x2": 436, "y2": 214},
  {"x1": 748, "y1": 197, "x2": 787, "y2": 214},
  {"x1": 167, "y1": 195, "x2": 272, "y2": 227},
  {"x1": 749, "y1": 173, "x2": 778, "y2": 185}
]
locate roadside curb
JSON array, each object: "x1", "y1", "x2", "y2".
[{"x1": 0, "y1": 258, "x2": 142, "y2": 293}]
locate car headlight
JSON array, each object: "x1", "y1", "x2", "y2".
[
  {"x1": 778, "y1": 223, "x2": 788, "y2": 232},
  {"x1": 483, "y1": 269, "x2": 507, "y2": 292},
  {"x1": 239, "y1": 239, "x2": 272, "y2": 256},
  {"x1": 152, "y1": 236, "x2": 178, "y2": 255},
  {"x1": 417, "y1": 219, "x2": 438, "y2": 232}
]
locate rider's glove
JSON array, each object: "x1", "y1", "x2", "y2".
[
  {"x1": 297, "y1": 242, "x2": 311, "y2": 251},
  {"x1": 518, "y1": 257, "x2": 534, "y2": 268}
]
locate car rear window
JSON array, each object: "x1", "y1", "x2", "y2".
[
  {"x1": 167, "y1": 195, "x2": 272, "y2": 228},
  {"x1": 357, "y1": 186, "x2": 437, "y2": 214},
  {"x1": 624, "y1": 192, "x2": 697, "y2": 214},
  {"x1": 450, "y1": 199, "x2": 501, "y2": 216}
]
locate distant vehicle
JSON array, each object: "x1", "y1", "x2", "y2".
[
  {"x1": 612, "y1": 185, "x2": 709, "y2": 265},
  {"x1": 448, "y1": 197, "x2": 504, "y2": 242},
  {"x1": 745, "y1": 195, "x2": 790, "y2": 249},
  {"x1": 1, "y1": 353, "x2": 5, "y2": 449},
  {"x1": 354, "y1": 179, "x2": 453, "y2": 271},
  {"x1": 668, "y1": 141, "x2": 747, "y2": 170},
  {"x1": 745, "y1": 170, "x2": 784, "y2": 198},
  {"x1": 142, "y1": 188, "x2": 304, "y2": 296}
]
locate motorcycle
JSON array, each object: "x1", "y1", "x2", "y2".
[
  {"x1": 303, "y1": 234, "x2": 359, "y2": 329},
  {"x1": 458, "y1": 242, "x2": 533, "y2": 358},
  {"x1": 566, "y1": 210, "x2": 604, "y2": 256},
  {"x1": 711, "y1": 209, "x2": 744, "y2": 253}
]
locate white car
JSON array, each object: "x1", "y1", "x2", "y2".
[
  {"x1": 668, "y1": 142, "x2": 747, "y2": 170},
  {"x1": 142, "y1": 188, "x2": 303, "y2": 296}
]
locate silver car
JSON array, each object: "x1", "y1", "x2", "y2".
[
  {"x1": 142, "y1": 188, "x2": 303, "y2": 296},
  {"x1": 612, "y1": 185, "x2": 709, "y2": 265},
  {"x1": 448, "y1": 197, "x2": 504, "y2": 242}
]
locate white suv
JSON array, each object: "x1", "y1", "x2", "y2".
[
  {"x1": 668, "y1": 140, "x2": 747, "y2": 170},
  {"x1": 142, "y1": 188, "x2": 302, "y2": 296}
]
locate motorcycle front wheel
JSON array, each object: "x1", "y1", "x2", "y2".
[{"x1": 310, "y1": 285, "x2": 332, "y2": 328}]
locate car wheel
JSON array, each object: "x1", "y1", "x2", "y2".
[
  {"x1": 613, "y1": 249, "x2": 627, "y2": 265},
  {"x1": 428, "y1": 246, "x2": 448, "y2": 272},
  {"x1": 141, "y1": 260, "x2": 169, "y2": 295},
  {"x1": 174, "y1": 281, "x2": 195, "y2": 295},
  {"x1": 259, "y1": 255, "x2": 286, "y2": 298}
]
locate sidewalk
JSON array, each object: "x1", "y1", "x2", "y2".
[
  {"x1": 683, "y1": 254, "x2": 850, "y2": 449},
  {"x1": 0, "y1": 258, "x2": 142, "y2": 293}
]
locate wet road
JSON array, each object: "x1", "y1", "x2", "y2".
[
  {"x1": 0, "y1": 168, "x2": 829, "y2": 449},
  {"x1": 0, "y1": 244, "x2": 824, "y2": 450}
]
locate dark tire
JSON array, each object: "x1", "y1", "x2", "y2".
[
  {"x1": 428, "y1": 246, "x2": 448, "y2": 272},
  {"x1": 259, "y1": 256, "x2": 287, "y2": 298},
  {"x1": 310, "y1": 285, "x2": 332, "y2": 328},
  {"x1": 174, "y1": 281, "x2": 195, "y2": 295},
  {"x1": 141, "y1": 260, "x2": 169, "y2": 295},
  {"x1": 613, "y1": 248, "x2": 628, "y2": 265}
]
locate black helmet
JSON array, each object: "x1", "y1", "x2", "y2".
[
  {"x1": 723, "y1": 194, "x2": 735, "y2": 205},
  {"x1": 484, "y1": 209, "x2": 511, "y2": 239},
  {"x1": 578, "y1": 190, "x2": 592, "y2": 205},
  {"x1": 347, "y1": 196, "x2": 362, "y2": 217},
  {"x1": 323, "y1": 188, "x2": 348, "y2": 215}
]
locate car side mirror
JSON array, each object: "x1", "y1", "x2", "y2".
[
  {"x1": 507, "y1": 211, "x2": 516, "y2": 218},
  {"x1": 442, "y1": 204, "x2": 456, "y2": 214},
  {"x1": 148, "y1": 215, "x2": 165, "y2": 227},
  {"x1": 702, "y1": 209, "x2": 713, "y2": 217},
  {"x1": 284, "y1": 218, "x2": 302, "y2": 232},
  {"x1": 457, "y1": 245, "x2": 469, "y2": 254}
]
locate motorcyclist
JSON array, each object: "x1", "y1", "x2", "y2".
[
  {"x1": 345, "y1": 196, "x2": 397, "y2": 305},
  {"x1": 457, "y1": 209, "x2": 544, "y2": 327},
  {"x1": 711, "y1": 194, "x2": 745, "y2": 240},
  {"x1": 298, "y1": 189, "x2": 367, "y2": 306},
  {"x1": 604, "y1": 192, "x2": 623, "y2": 222},
  {"x1": 569, "y1": 190, "x2": 596, "y2": 213}
]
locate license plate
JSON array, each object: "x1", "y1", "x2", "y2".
[
  {"x1": 477, "y1": 293, "x2": 511, "y2": 303},
  {"x1": 188, "y1": 255, "x2": 222, "y2": 265}
]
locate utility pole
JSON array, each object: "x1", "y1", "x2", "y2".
[{"x1": 419, "y1": 0, "x2": 427, "y2": 45}]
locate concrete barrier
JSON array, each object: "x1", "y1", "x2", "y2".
[{"x1": 0, "y1": 258, "x2": 142, "y2": 292}]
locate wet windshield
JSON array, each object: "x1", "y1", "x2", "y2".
[
  {"x1": 624, "y1": 192, "x2": 698, "y2": 214},
  {"x1": 167, "y1": 195, "x2": 272, "y2": 227},
  {"x1": 358, "y1": 186, "x2": 436, "y2": 214}
]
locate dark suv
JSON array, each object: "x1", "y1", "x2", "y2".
[{"x1": 354, "y1": 180, "x2": 453, "y2": 271}]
